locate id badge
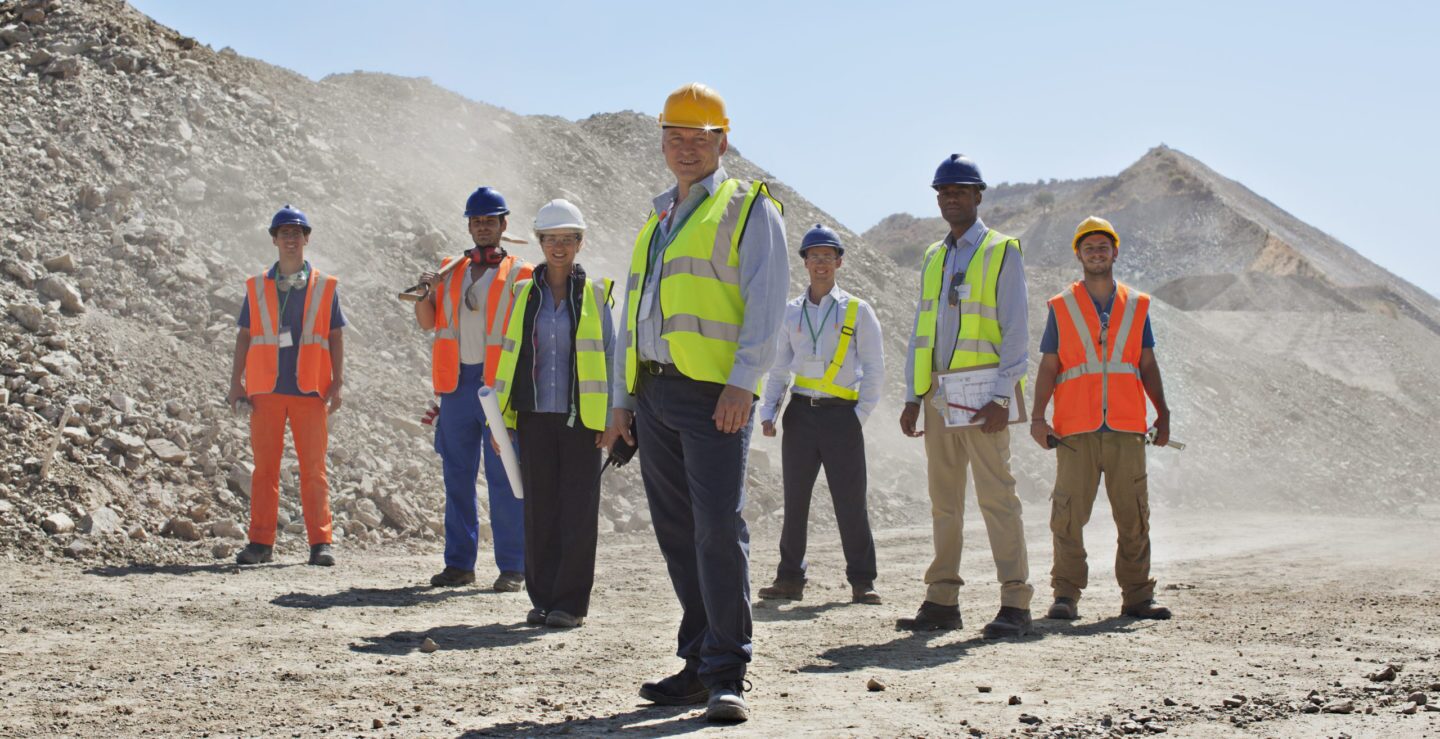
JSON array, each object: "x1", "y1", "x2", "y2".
[
  {"x1": 278, "y1": 327, "x2": 294, "y2": 349},
  {"x1": 953, "y1": 284, "x2": 972, "y2": 301},
  {"x1": 801, "y1": 355, "x2": 826, "y2": 377}
]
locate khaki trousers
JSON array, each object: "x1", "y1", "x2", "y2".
[
  {"x1": 922, "y1": 394, "x2": 1033, "y2": 609},
  {"x1": 1049, "y1": 431, "x2": 1156, "y2": 607}
]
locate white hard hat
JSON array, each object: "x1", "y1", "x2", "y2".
[{"x1": 533, "y1": 199, "x2": 586, "y2": 232}]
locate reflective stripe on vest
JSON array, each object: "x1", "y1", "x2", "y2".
[
  {"x1": 623, "y1": 178, "x2": 782, "y2": 392},
  {"x1": 910, "y1": 230, "x2": 1018, "y2": 396},
  {"x1": 793, "y1": 298, "x2": 861, "y2": 401},
  {"x1": 244, "y1": 269, "x2": 337, "y2": 397},
  {"x1": 431, "y1": 254, "x2": 533, "y2": 393},
  {"x1": 493, "y1": 277, "x2": 612, "y2": 432},
  {"x1": 1050, "y1": 281, "x2": 1150, "y2": 436}
]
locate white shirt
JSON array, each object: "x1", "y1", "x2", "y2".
[
  {"x1": 759, "y1": 284, "x2": 885, "y2": 425},
  {"x1": 458, "y1": 265, "x2": 497, "y2": 365}
]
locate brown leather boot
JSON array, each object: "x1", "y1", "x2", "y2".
[
  {"x1": 1121, "y1": 599, "x2": 1172, "y2": 620},
  {"x1": 757, "y1": 580, "x2": 804, "y2": 601}
]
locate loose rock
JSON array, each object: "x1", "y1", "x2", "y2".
[
  {"x1": 866, "y1": 678, "x2": 885, "y2": 692},
  {"x1": 42, "y1": 512, "x2": 75, "y2": 535},
  {"x1": 419, "y1": 637, "x2": 438, "y2": 654}
]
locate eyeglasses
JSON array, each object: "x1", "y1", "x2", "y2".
[
  {"x1": 539, "y1": 234, "x2": 582, "y2": 247},
  {"x1": 947, "y1": 271, "x2": 967, "y2": 307},
  {"x1": 804, "y1": 254, "x2": 838, "y2": 264}
]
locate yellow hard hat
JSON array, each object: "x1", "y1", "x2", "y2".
[
  {"x1": 658, "y1": 82, "x2": 730, "y2": 132},
  {"x1": 1072, "y1": 215, "x2": 1121, "y2": 253}
]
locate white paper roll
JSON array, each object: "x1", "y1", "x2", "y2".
[{"x1": 477, "y1": 386, "x2": 525, "y2": 500}]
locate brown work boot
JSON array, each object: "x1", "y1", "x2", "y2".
[
  {"x1": 492, "y1": 571, "x2": 525, "y2": 592},
  {"x1": 981, "y1": 606, "x2": 1033, "y2": 639},
  {"x1": 757, "y1": 579, "x2": 804, "y2": 601},
  {"x1": 1046, "y1": 597, "x2": 1080, "y2": 620},
  {"x1": 429, "y1": 567, "x2": 475, "y2": 587},
  {"x1": 896, "y1": 601, "x2": 961, "y2": 631},
  {"x1": 851, "y1": 584, "x2": 882, "y2": 605},
  {"x1": 235, "y1": 543, "x2": 273, "y2": 565},
  {"x1": 1121, "y1": 599, "x2": 1172, "y2": 620}
]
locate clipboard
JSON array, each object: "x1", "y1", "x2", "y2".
[{"x1": 926, "y1": 363, "x2": 1027, "y2": 434}]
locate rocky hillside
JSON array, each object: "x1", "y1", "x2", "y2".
[
  {"x1": 2, "y1": 0, "x2": 1433, "y2": 568},
  {"x1": 0, "y1": 0, "x2": 925, "y2": 564}
]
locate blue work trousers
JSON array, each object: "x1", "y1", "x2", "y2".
[
  {"x1": 635, "y1": 374, "x2": 753, "y2": 686},
  {"x1": 436, "y1": 362, "x2": 525, "y2": 573}
]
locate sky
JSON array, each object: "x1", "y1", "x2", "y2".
[{"x1": 131, "y1": 0, "x2": 1439, "y2": 297}]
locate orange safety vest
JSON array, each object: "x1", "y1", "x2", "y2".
[
  {"x1": 1050, "y1": 280, "x2": 1150, "y2": 436},
  {"x1": 243, "y1": 268, "x2": 338, "y2": 397},
  {"x1": 431, "y1": 253, "x2": 533, "y2": 392}
]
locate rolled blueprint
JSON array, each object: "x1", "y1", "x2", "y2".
[{"x1": 477, "y1": 386, "x2": 525, "y2": 500}]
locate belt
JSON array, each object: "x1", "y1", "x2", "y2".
[
  {"x1": 642, "y1": 362, "x2": 687, "y2": 378},
  {"x1": 791, "y1": 393, "x2": 858, "y2": 408}
]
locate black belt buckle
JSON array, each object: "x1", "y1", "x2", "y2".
[{"x1": 806, "y1": 395, "x2": 824, "y2": 407}]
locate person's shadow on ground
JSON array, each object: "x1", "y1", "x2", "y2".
[
  {"x1": 272, "y1": 585, "x2": 476, "y2": 609},
  {"x1": 83, "y1": 562, "x2": 300, "y2": 577},
  {"x1": 351, "y1": 622, "x2": 543, "y2": 655},
  {"x1": 801, "y1": 616, "x2": 1145, "y2": 673},
  {"x1": 751, "y1": 600, "x2": 847, "y2": 622},
  {"x1": 458, "y1": 703, "x2": 707, "y2": 736}
]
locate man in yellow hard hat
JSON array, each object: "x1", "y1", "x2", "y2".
[
  {"x1": 898, "y1": 154, "x2": 1034, "y2": 639},
  {"x1": 1029, "y1": 216, "x2": 1172, "y2": 622},
  {"x1": 600, "y1": 82, "x2": 789, "y2": 724}
]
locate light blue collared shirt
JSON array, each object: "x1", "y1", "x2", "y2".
[
  {"x1": 903, "y1": 217, "x2": 1029, "y2": 402},
  {"x1": 613, "y1": 165, "x2": 789, "y2": 410},
  {"x1": 759, "y1": 285, "x2": 885, "y2": 425},
  {"x1": 528, "y1": 272, "x2": 615, "y2": 419}
]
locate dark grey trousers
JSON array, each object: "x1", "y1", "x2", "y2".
[
  {"x1": 775, "y1": 398, "x2": 878, "y2": 588},
  {"x1": 517, "y1": 412, "x2": 601, "y2": 618}
]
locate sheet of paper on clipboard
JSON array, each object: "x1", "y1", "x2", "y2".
[{"x1": 928, "y1": 364, "x2": 1027, "y2": 431}]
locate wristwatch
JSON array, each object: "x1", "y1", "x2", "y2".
[{"x1": 992, "y1": 395, "x2": 1010, "y2": 409}]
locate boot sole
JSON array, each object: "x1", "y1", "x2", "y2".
[
  {"x1": 981, "y1": 626, "x2": 1032, "y2": 639},
  {"x1": 705, "y1": 702, "x2": 749, "y2": 723},
  {"x1": 896, "y1": 619, "x2": 960, "y2": 631},
  {"x1": 638, "y1": 687, "x2": 709, "y2": 706}
]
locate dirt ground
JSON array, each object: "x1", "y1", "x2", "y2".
[{"x1": 2, "y1": 509, "x2": 1438, "y2": 738}]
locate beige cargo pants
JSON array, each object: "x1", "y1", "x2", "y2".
[
  {"x1": 1049, "y1": 430, "x2": 1156, "y2": 607},
  {"x1": 922, "y1": 393, "x2": 1033, "y2": 609}
]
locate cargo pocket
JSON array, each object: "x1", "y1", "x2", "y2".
[{"x1": 1049, "y1": 492, "x2": 1072, "y2": 538}]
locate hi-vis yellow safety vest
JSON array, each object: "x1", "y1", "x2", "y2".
[
  {"x1": 793, "y1": 298, "x2": 861, "y2": 401},
  {"x1": 622, "y1": 178, "x2": 782, "y2": 392},
  {"x1": 493, "y1": 277, "x2": 612, "y2": 432},
  {"x1": 910, "y1": 229, "x2": 1021, "y2": 397}
]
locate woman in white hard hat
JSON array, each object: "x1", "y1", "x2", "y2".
[{"x1": 491, "y1": 199, "x2": 615, "y2": 628}]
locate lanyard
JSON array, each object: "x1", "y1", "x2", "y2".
[
  {"x1": 800, "y1": 297, "x2": 838, "y2": 355},
  {"x1": 276, "y1": 267, "x2": 308, "y2": 321}
]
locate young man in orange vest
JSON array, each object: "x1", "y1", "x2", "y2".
[
  {"x1": 1029, "y1": 216, "x2": 1172, "y2": 621},
  {"x1": 413, "y1": 186, "x2": 534, "y2": 591},
  {"x1": 226, "y1": 205, "x2": 345, "y2": 567}
]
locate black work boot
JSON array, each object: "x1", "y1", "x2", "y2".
[
  {"x1": 851, "y1": 583, "x2": 882, "y2": 605},
  {"x1": 235, "y1": 543, "x2": 273, "y2": 565},
  {"x1": 896, "y1": 601, "x2": 961, "y2": 631},
  {"x1": 982, "y1": 606, "x2": 1033, "y2": 639},
  {"x1": 1121, "y1": 599, "x2": 1172, "y2": 620},
  {"x1": 705, "y1": 680, "x2": 750, "y2": 723},
  {"x1": 638, "y1": 666, "x2": 708, "y2": 706},
  {"x1": 308, "y1": 543, "x2": 335, "y2": 566},
  {"x1": 429, "y1": 567, "x2": 476, "y2": 587}
]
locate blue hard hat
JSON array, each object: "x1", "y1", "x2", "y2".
[
  {"x1": 799, "y1": 223, "x2": 844, "y2": 256},
  {"x1": 932, "y1": 153, "x2": 986, "y2": 190},
  {"x1": 268, "y1": 204, "x2": 311, "y2": 235},
  {"x1": 463, "y1": 186, "x2": 510, "y2": 218}
]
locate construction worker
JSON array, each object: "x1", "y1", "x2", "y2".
[
  {"x1": 599, "y1": 82, "x2": 788, "y2": 724},
  {"x1": 757, "y1": 224, "x2": 884, "y2": 606},
  {"x1": 226, "y1": 205, "x2": 344, "y2": 567},
  {"x1": 413, "y1": 186, "x2": 534, "y2": 591},
  {"x1": 898, "y1": 154, "x2": 1034, "y2": 638},
  {"x1": 1029, "y1": 216, "x2": 1173, "y2": 621},
  {"x1": 492, "y1": 199, "x2": 614, "y2": 629}
]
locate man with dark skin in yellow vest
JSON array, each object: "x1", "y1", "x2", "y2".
[
  {"x1": 898, "y1": 154, "x2": 1034, "y2": 639},
  {"x1": 1029, "y1": 216, "x2": 1172, "y2": 622},
  {"x1": 600, "y1": 82, "x2": 789, "y2": 724}
]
